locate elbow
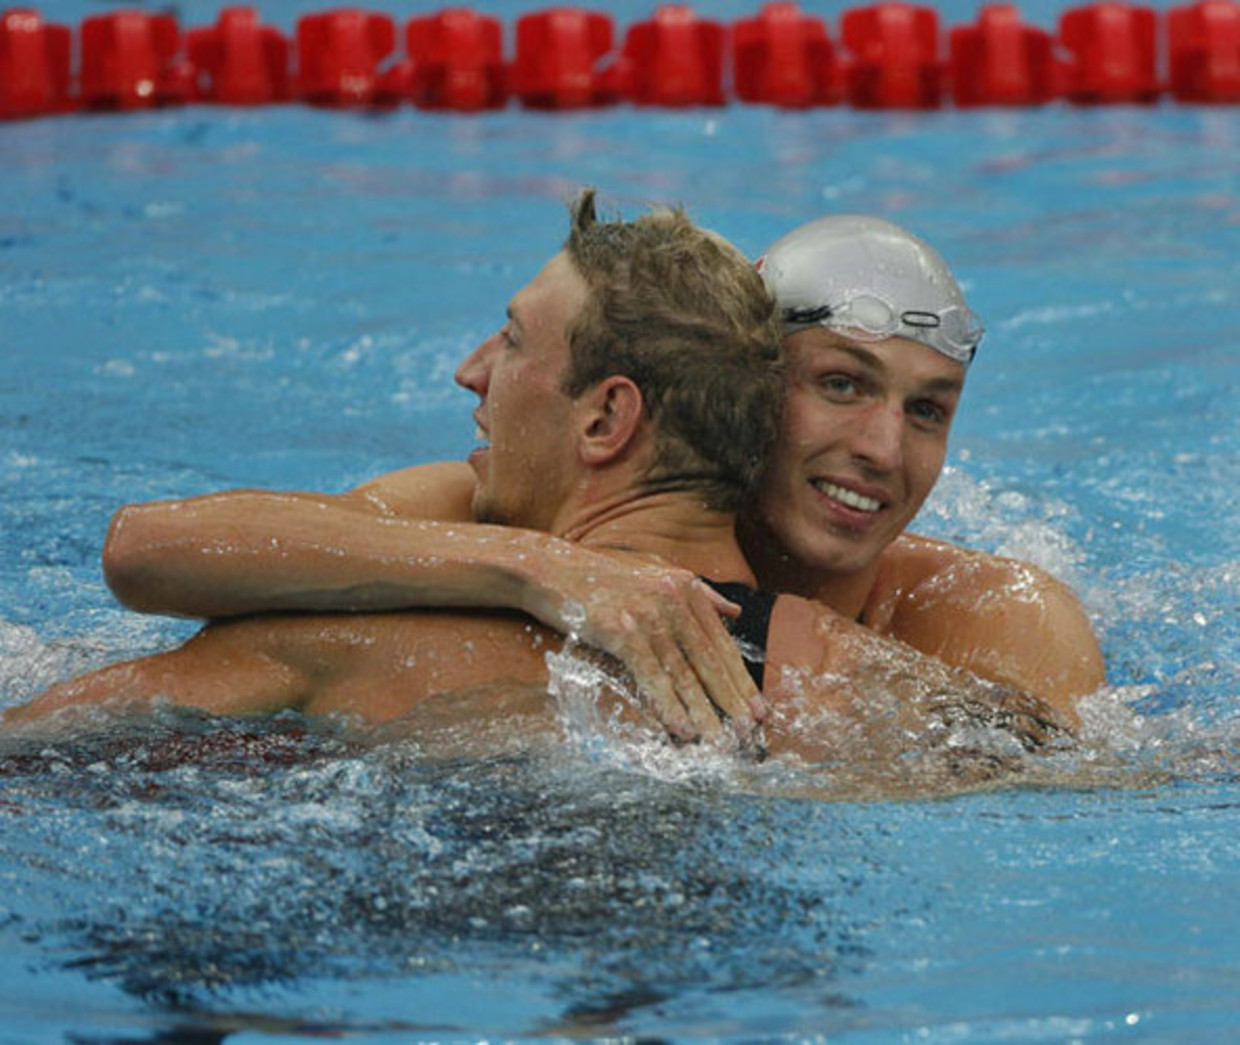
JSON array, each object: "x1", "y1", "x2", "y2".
[{"x1": 102, "y1": 503, "x2": 166, "y2": 613}]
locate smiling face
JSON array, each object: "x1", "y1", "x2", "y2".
[
  {"x1": 454, "y1": 251, "x2": 590, "y2": 531},
  {"x1": 742, "y1": 326, "x2": 965, "y2": 594}
]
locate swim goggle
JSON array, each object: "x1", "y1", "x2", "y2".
[{"x1": 782, "y1": 293, "x2": 984, "y2": 366}]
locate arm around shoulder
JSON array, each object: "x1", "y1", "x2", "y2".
[
  {"x1": 102, "y1": 463, "x2": 479, "y2": 618},
  {"x1": 763, "y1": 587, "x2": 1086, "y2": 769},
  {"x1": 887, "y1": 552, "x2": 1106, "y2": 727}
]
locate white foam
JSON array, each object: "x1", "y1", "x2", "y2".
[
  {"x1": 921, "y1": 466, "x2": 1088, "y2": 584},
  {"x1": 543, "y1": 643, "x2": 740, "y2": 785},
  {"x1": 0, "y1": 620, "x2": 93, "y2": 706}
]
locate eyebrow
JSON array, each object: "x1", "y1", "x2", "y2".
[
  {"x1": 921, "y1": 375, "x2": 966, "y2": 397},
  {"x1": 818, "y1": 337, "x2": 965, "y2": 397}
]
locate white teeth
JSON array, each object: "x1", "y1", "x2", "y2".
[
  {"x1": 813, "y1": 480, "x2": 881, "y2": 512},
  {"x1": 474, "y1": 426, "x2": 488, "y2": 444}
]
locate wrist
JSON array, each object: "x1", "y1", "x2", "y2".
[{"x1": 501, "y1": 530, "x2": 581, "y2": 626}]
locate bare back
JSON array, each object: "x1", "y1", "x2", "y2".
[
  {"x1": 9, "y1": 608, "x2": 565, "y2": 731},
  {"x1": 268, "y1": 610, "x2": 559, "y2": 722}
]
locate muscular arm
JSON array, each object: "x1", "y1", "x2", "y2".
[
  {"x1": 103, "y1": 462, "x2": 480, "y2": 618},
  {"x1": 758, "y1": 537, "x2": 1104, "y2": 749},
  {"x1": 764, "y1": 593, "x2": 1077, "y2": 772},
  {"x1": 878, "y1": 539, "x2": 1105, "y2": 727},
  {"x1": 101, "y1": 461, "x2": 761, "y2": 739}
]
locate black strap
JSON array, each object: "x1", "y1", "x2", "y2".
[{"x1": 699, "y1": 578, "x2": 776, "y2": 690}]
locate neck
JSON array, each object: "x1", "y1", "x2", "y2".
[
  {"x1": 800, "y1": 566, "x2": 881, "y2": 622},
  {"x1": 556, "y1": 486, "x2": 755, "y2": 585},
  {"x1": 737, "y1": 513, "x2": 880, "y2": 620}
]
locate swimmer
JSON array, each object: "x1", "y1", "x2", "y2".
[
  {"x1": 6, "y1": 192, "x2": 1064, "y2": 763},
  {"x1": 96, "y1": 207, "x2": 1104, "y2": 736}
]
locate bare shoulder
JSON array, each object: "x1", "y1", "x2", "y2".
[
  {"x1": 214, "y1": 608, "x2": 558, "y2": 723},
  {"x1": 873, "y1": 533, "x2": 1106, "y2": 709},
  {"x1": 875, "y1": 533, "x2": 1084, "y2": 619},
  {"x1": 350, "y1": 461, "x2": 477, "y2": 521}
]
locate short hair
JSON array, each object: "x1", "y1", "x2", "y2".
[{"x1": 561, "y1": 189, "x2": 784, "y2": 513}]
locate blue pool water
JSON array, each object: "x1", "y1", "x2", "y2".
[{"x1": 3, "y1": 2, "x2": 1240, "y2": 1040}]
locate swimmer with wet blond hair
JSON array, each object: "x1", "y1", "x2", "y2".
[{"x1": 20, "y1": 195, "x2": 1100, "y2": 757}]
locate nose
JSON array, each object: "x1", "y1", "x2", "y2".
[
  {"x1": 454, "y1": 333, "x2": 499, "y2": 395},
  {"x1": 848, "y1": 399, "x2": 904, "y2": 473}
]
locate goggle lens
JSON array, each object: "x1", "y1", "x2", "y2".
[{"x1": 783, "y1": 294, "x2": 983, "y2": 363}]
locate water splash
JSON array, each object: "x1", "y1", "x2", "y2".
[{"x1": 544, "y1": 643, "x2": 742, "y2": 785}]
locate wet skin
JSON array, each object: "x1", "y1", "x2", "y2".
[
  {"x1": 455, "y1": 252, "x2": 588, "y2": 533},
  {"x1": 741, "y1": 327, "x2": 964, "y2": 612}
]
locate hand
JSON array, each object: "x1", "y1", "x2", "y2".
[{"x1": 520, "y1": 547, "x2": 765, "y2": 747}]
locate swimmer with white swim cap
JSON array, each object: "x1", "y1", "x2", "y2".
[
  {"x1": 90, "y1": 203, "x2": 1105, "y2": 737},
  {"x1": 733, "y1": 212, "x2": 1101, "y2": 729},
  {"x1": 739, "y1": 213, "x2": 988, "y2": 599}
]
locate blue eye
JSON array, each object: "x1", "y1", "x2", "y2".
[
  {"x1": 909, "y1": 399, "x2": 947, "y2": 426},
  {"x1": 818, "y1": 373, "x2": 861, "y2": 397}
]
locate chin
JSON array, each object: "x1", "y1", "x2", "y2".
[
  {"x1": 791, "y1": 525, "x2": 883, "y2": 578},
  {"x1": 471, "y1": 491, "x2": 500, "y2": 526},
  {"x1": 473, "y1": 503, "x2": 506, "y2": 527}
]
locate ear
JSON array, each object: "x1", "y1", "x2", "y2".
[{"x1": 575, "y1": 375, "x2": 645, "y2": 466}]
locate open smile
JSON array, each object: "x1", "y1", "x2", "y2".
[
  {"x1": 810, "y1": 478, "x2": 884, "y2": 514},
  {"x1": 467, "y1": 412, "x2": 491, "y2": 469},
  {"x1": 471, "y1": 408, "x2": 491, "y2": 447}
]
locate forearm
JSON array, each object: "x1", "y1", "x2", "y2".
[
  {"x1": 841, "y1": 617, "x2": 1076, "y2": 742},
  {"x1": 770, "y1": 600, "x2": 1075, "y2": 768},
  {"x1": 103, "y1": 491, "x2": 569, "y2": 620},
  {"x1": 101, "y1": 490, "x2": 763, "y2": 741}
]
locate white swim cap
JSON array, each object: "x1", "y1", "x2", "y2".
[{"x1": 757, "y1": 215, "x2": 984, "y2": 366}]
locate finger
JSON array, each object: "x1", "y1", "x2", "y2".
[
  {"x1": 694, "y1": 581, "x2": 742, "y2": 620},
  {"x1": 615, "y1": 613, "x2": 698, "y2": 741},
  {"x1": 648, "y1": 628, "x2": 726, "y2": 741},
  {"x1": 668, "y1": 621, "x2": 760, "y2": 742},
  {"x1": 634, "y1": 661, "x2": 698, "y2": 741},
  {"x1": 686, "y1": 581, "x2": 765, "y2": 722}
]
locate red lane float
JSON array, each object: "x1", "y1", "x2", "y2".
[
  {"x1": 80, "y1": 10, "x2": 193, "y2": 109},
  {"x1": 839, "y1": 3, "x2": 944, "y2": 109},
  {"x1": 1168, "y1": 0, "x2": 1240, "y2": 102},
  {"x1": 1058, "y1": 2, "x2": 1159, "y2": 103},
  {"x1": 510, "y1": 8, "x2": 615, "y2": 108},
  {"x1": 616, "y1": 4, "x2": 726, "y2": 107},
  {"x1": 0, "y1": 7, "x2": 71, "y2": 118},
  {"x1": 5, "y1": 1, "x2": 1240, "y2": 118},
  {"x1": 732, "y1": 2, "x2": 838, "y2": 108},
  {"x1": 407, "y1": 8, "x2": 505, "y2": 110},
  {"x1": 295, "y1": 8, "x2": 400, "y2": 106},
  {"x1": 186, "y1": 6, "x2": 289, "y2": 104},
  {"x1": 950, "y1": 4, "x2": 1058, "y2": 106}
]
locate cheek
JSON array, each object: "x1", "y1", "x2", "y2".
[
  {"x1": 488, "y1": 369, "x2": 531, "y2": 425},
  {"x1": 779, "y1": 395, "x2": 833, "y2": 453},
  {"x1": 906, "y1": 440, "x2": 947, "y2": 500}
]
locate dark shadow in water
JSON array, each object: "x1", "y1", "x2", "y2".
[
  {"x1": 69, "y1": 1030, "x2": 227, "y2": 1045},
  {"x1": 1, "y1": 713, "x2": 876, "y2": 1038}
]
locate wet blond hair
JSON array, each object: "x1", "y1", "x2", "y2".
[{"x1": 561, "y1": 189, "x2": 784, "y2": 512}]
